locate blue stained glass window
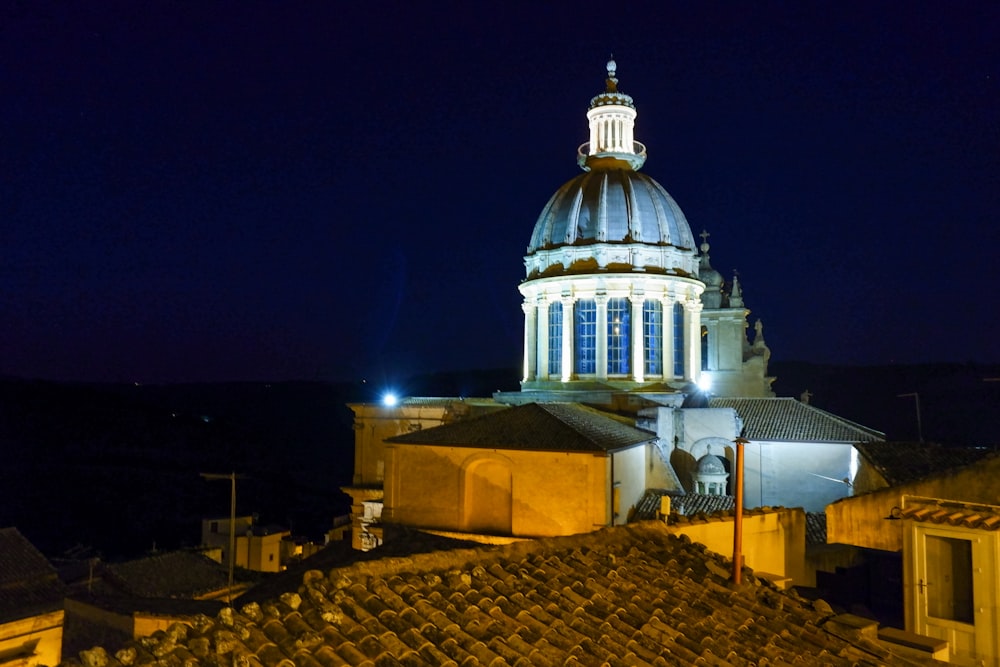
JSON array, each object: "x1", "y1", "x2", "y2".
[
  {"x1": 607, "y1": 298, "x2": 630, "y2": 375},
  {"x1": 575, "y1": 299, "x2": 596, "y2": 374},
  {"x1": 643, "y1": 300, "x2": 662, "y2": 375},
  {"x1": 673, "y1": 302, "x2": 685, "y2": 377},
  {"x1": 548, "y1": 302, "x2": 562, "y2": 376}
]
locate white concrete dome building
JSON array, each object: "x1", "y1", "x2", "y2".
[{"x1": 519, "y1": 60, "x2": 705, "y2": 392}]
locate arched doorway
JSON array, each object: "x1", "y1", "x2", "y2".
[{"x1": 462, "y1": 456, "x2": 513, "y2": 534}]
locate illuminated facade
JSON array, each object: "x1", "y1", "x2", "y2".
[
  {"x1": 341, "y1": 61, "x2": 878, "y2": 550},
  {"x1": 518, "y1": 59, "x2": 773, "y2": 397}
]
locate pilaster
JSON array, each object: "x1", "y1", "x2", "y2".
[{"x1": 595, "y1": 293, "x2": 608, "y2": 381}]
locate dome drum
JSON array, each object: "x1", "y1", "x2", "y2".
[
  {"x1": 525, "y1": 243, "x2": 700, "y2": 280},
  {"x1": 518, "y1": 273, "x2": 705, "y2": 304}
]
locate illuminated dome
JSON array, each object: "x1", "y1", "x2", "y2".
[
  {"x1": 523, "y1": 61, "x2": 698, "y2": 280},
  {"x1": 518, "y1": 61, "x2": 705, "y2": 391},
  {"x1": 526, "y1": 170, "x2": 695, "y2": 277}
]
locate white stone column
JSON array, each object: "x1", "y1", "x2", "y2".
[
  {"x1": 684, "y1": 298, "x2": 703, "y2": 382},
  {"x1": 661, "y1": 297, "x2": 673, "y2": 378},
  {"x1": 631, "y1": 295, "x2": 644, "y2": 383},
  {"x1": 561, "y1": 296, "x2": 574, "y2": 382},
  {"x1": 522, "y1": 301, "x2": 536, "y2": 383},
  {"x1": 536, "y1": 299, "x2": 550, "y2": 379},
  {"x1": 596, "y1": 293, "x2": 608, "y2": 381}
]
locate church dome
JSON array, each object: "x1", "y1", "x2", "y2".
[
  {"x1": 696, "y1": 453, "x2": 726, "y2": 475},
  {"x1": 527, "y1": 170, "x2": 695, "y2": 254},
  {"x1": 522, "y1": 62, "x2": 699, "y2": 280}
]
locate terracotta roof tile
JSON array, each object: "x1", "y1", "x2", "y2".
[
  {"x1": 900, "y1": 500, "x2": 1000, "y2": 530},
  {"x1": 65, "y1": 523, "x2": 942, "y2": 666},
  {"x1": 709, "y1": 397, "x2": 884, "y2": 443},
  {"x1": 806, "y1": 512, "x2": 828, "y2": 545},
  {"x1": 103, "y1": 550, "x2": 234, "y2": 598},
  {"x1": 387, "y1": 402, "x2": 654, "y2": 452},
  {"x1": 854, "y1": 441, "x2": 996, "y2": 486}
]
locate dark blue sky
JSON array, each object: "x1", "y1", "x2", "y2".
[{"x1": 3, "y1": 2, "x2": 998, "y2": 384}]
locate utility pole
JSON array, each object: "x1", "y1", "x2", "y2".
[
  {"x1": 200, "y1": 472, "x2": 246, "y2": 605},
  {"x1": 732, "y1": 436, "x2": 748, "y2": 585}
]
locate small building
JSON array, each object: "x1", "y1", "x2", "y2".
[
  {"x1": 901, "y1": 496, "x2": 1000, "y2": 666},
  {"x1": 710, "y1": 397, "x2": 883, "y2": 511},
  {"x1": 383, "y1": 402, "x2": 663, "y2": 539},
  {"x1": 342, "y1": 397, "x2": 505, "y2": 550},
  {"x1": 827, "y1": 445, "x2": 1000, "y2": 554},
  {"x1": 201, "y1": 516, "x2": 290, "y2": 573},
  {"x1": 0, "y1": 528, "x2": 66, "y2": 667}
]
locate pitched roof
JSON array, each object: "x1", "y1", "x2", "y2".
[
  {"x1": 0, "y1": 527, "x2": 66, "y2": 622},
  {"x1": 103, "y1": 550, "x2": 233, "y2": 599},
  {"x1": 806, "y1": 512, "x2": 828, "y2": 545},
  {"x1": 387, "y1": 402, "x2": 654, "y2": 453},
  {"x1": 671, "y1": 493, "x2": 737, "y2": 517},
  {"x1": 68, "y1": 522, "x2": 935, "y2": 666},
  {"x1": 854, "y1": 441, "x2": 997, "y2": 486},
  {"x1": 709, "y1": 397, "x2": 884, "y2": 443}
]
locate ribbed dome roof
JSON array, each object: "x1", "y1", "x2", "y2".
[
  {"x1": 527, "y1": 169, "x2": 696, "y2": 254},
  {"x1": 697, "y1": 453, "x2": 727, "y2": 475}
]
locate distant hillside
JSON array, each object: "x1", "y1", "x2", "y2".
[
  {"x1": 769, "y1": 361, "x2": 1000, "y2": 446},
  {"x1": 0, "y1": 378, "x2": 362, "y2": 559}
]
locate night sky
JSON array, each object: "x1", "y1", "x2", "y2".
[{"x1": 3, "y1": 2, "x2": 998, "y2": 385}]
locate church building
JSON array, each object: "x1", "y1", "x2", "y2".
[{"x1": 343, "y1": 60, "x2": 881, "y2": 549}]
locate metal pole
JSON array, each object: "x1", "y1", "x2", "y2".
[
  {"x1": 201, "y1": 471, "x2": 246, "y2": 606},
  {"x1": 228, "y1": 471, "x2": 236, "y2": 604},
  {"x1": 732, "y1": 436, "x2": 747, "y2": 584}
]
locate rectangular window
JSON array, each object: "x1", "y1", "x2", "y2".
[
  {"x1": 607, "y1": 298, "x2": 630, "y2": 375},
  {"x1": 673, "y1": 302, "x2": 685, "y2": 377},
  {"x1": 548, "y1": 302, "x2": 562, "y2": 376},
  {"x1": 575, "y1": 299, "x2": 596, "y2": 374},
  {"x1": 643, "y1": 301, "x2": 662, "y2": 375}
]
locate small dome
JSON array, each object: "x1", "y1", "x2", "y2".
[
  {"x1": 526, "y1": 170, "x2": 695, "y2": 258},
  {"x1": 696, "y1": 453, "x2": 726, "y2": 475}
]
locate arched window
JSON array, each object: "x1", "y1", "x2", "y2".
[
  {"x1": 607, "y1": 298, "x2": 630, "y2": 375},
  {"x1": 548, "y1": 302, "x2": 562, "y2": 376},
  {"x1": 673, "y1": 302, "x2": 685, "y2": 377},
  {"x1": 575, "y1": 299, "x2": 596, "y2": 374},
  {"x1": 643, "y1": 300, "x2": 662, "y2": 375}
]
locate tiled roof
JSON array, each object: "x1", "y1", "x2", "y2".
[
  {"x1": 0, "y1": 527, "x2": 67, "y2": 623},
  {"x1": 388, "y1": 402, "x2": 654, "y2": 453},
  {"x1": 68, "y1": 523, "x2": 937, "y2": 667},
  {"x1": 709, "y1": 397, "x2": 884, "y2": 443},
  {"x1": 805, "y1": 512, "x2": 828, "y2": 545},
  {"x1": 104, "y1": 551, "x2": 234, "y2": 599},
  {"x1": 672, "y1": 493, "x2": 736, "y2": 517},
  {"x1": 854, "y1": 441, "x2": 997, "y2": 486},
  {"x1": 631, "y1": 489, "x2": 675, "y2": 521},
  {"x1": 901, "y1": 500, "x2": 1000, "y2": 531}
]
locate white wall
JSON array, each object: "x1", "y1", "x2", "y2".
[{"x1": 743, "y1": 440, "x2": 854, "y2": 511}]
